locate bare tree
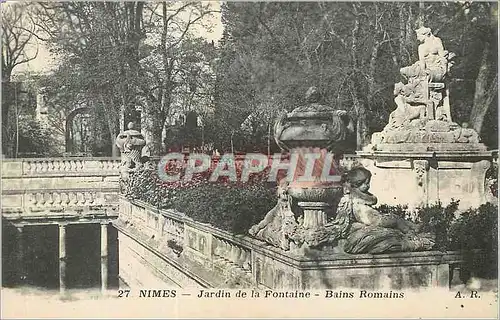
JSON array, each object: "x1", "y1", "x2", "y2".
[
  {"x1": 2, "y1": 3, "x2": 39, "y2": 157},
  {"x1": 1, "y1": 3, "x2": 39, "y2": 82}
]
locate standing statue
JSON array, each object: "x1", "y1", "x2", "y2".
[{"x1": 115, "y1": 122, "x2": 148, "y2": 182}]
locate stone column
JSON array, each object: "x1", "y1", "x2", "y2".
[
  {"x1": 16, "y1": 226, "x2": 27, "y2": 284},
  {"x1": 101, "y1": 222, "x2": 108, "y2": 292},
  {"x1": 59, "y1": 224, "x2": 67, "y2": 293}
]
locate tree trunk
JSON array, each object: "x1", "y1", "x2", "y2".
[
  {"x1": 349, "y1": 78, "x2": 369, "y2": 149},
  {"x1": 151, "y1": 121, "x2": 164, "y2": 155},
  {"x1": 1, "y1": 80, "x2": 13, "y2": 157},
  {"x1": 349, "y1": 3, "x2": 369, "y2": 149},
  {"x1": 470, "y1": 40, "x2": 496, "y2": 134}
]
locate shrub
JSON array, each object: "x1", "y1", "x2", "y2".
[
  {"x1": 123, "y1": 163, "x2": 277, "y2": 234},
  {"x1": 415, "y1": 200, "x2": 459, "y2": 251},
  {"x1": 170, "y1": 183, "x2": 276, "y2": 234},
  {"x1": 449, "y1": 202, "x2": 498, "y2": 278}
]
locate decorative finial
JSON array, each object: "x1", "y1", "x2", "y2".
[{"x1": 305, "y1": 86, "x2": 321, "y2": 103}]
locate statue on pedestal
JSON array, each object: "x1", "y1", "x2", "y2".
[{"x1": 368, "y1": 26, "x2": 485, "y2": 152}]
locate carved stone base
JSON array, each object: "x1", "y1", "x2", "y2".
[
  {"x1": 254, "y1": 250, "x2": 462, "y2": 290},
  {"x1": 356, "y1": 150, "x2": 495, "y2": 210},
  {"x1": 369, "y1": 120, "x2": 487, "y2": 152}
]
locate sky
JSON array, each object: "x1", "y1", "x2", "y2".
[{"x1": 13, "y1": 1, "x2": 224, "y2": 75}]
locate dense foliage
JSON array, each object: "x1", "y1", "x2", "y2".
[
  {"x1": 124, "y1": 162, "x2": 277, "y2": 234},
  {"x1": 379, "y1": 200, "x2": 498, "y2": 278}
]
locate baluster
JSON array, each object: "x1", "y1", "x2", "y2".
[
  {"x1": 243, "y1": 251, "x2": 251, "y2": 272},
  {"x1": 219, "y1": 240, "x2": 225, "y2": 259},
  {"x1": 68, "y1": 192, "x2": 77, "y2": 206},
  {"x1": 38, "y1": 192, "x2": 46, "y2": 207},
  {"x1": 234, "y1": 246, "x2": 242, "y2": 266},
  {"x1": 224, "y1": 241, "x2": 231, "y2": 261},
  {"x1": 60, "y1": 192, "x2": 69, "y2": 206},
  {"x1": 212, "y1": 238, "x2": 220, "y2": 257},
  {"x1": 237, "y1": 247, "x2": 247, "y2": 267},
  {"x1": 40, "y1": 161, "x2": 47, "y2": 173},
  {"x1": 53, "y1": 192, "x2": 62, "y2": 207},
  {"x1": 54, "y1": 160, "x2": 61, "y2": 172},
  {"x1": 230, "y1": 244, "x2": 238, "y2": 264},
  {"x1": 47, "y1": 192, "x2": 54, "y2": 207},
  {"x1": 89, "y1": 192, "x2": 96, "y2": 204},
  {"x1": 47, "y1": 160, "x2": 54, "y2": 172},
  {"x1": 77, "y1": 160, "x2": 84, "y2": 171},
  {"x1": 77, "y1": 192, "x2": 85, "y2": 205},
  {"x1": 34, "y1": 161, "x2": 41, "y2": 173},
  {"x1": 24, "y1": 161, "x2": 31, "y2": 174},
  {"x1": 82, "y1": 192, "x2": 88, "y2": 205}
]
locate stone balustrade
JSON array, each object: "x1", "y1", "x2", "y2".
[
  {"x1": 2, "y1": 157, "x2": 120, "y2": 219},
  {"x1": 114, "y1": 197, "x2": 465, "y2": 290},
  {"x1": 2, "y1": 157, "x2": 120, "y2": 177}
]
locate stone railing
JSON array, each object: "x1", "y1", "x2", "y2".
[
  {"x1": 114, "y1": 197, "x2": 465, "y2": 290},
  {"x1": 2, "y1": 157, "x2": 121, "y2": 218},
  {"x1": 2, "y1": 157, "x2": 120, "y2": 177}
]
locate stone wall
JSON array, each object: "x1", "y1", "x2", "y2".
[{"x1": 114, "y1": 197, "x2": 464, "y2": 290}]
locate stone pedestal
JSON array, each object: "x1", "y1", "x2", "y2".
[
  {"x1": 356, "y1": 150, "x2": 495, "y2": 210},
  {"x1": 298, "y1": 202, "x2": 329, "y2": 229}
]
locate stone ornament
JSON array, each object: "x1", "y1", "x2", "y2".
[
  {"x1": 319, "y1": 167, "x2": 435, "y2": 254},
  {"x1": 115, "y1": 122, "x2": 148, "y2": 181},
  {"x1": 250, "y1": 87, "x2": 355, "y2": 251},
  {"x1": 367, "y1": 26, "x2": 486, "y2": 152},
  {"x1": 413, "y1": 159, "x2": 429, "y2": 187}
]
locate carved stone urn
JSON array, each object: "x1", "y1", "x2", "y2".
[{"x1": 249, "y1": 87, "x2": 354, "y2": 251}]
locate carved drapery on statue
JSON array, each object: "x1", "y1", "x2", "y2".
[{"x1": 368, "y1": 26, "x2": 486, "y2": 152}]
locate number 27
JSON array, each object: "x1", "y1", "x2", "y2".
[{"x1": 118, "y1": 289, "x2": 130, "y2": 297}]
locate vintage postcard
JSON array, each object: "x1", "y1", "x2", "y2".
[{"x1": 1, "y1": 1, "x2": 498, "y2": 319}]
